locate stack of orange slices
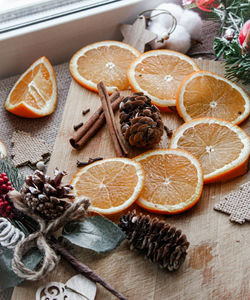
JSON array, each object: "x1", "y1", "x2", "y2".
[{"x1": 69, "y1": 41, "x2": 249, "y2": 216}]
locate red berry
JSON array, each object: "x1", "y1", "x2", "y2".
[
  {"x1": 6, "y1": 206, "x2": 11, "y2": 213},
  {"x1": 196, "y1": 0, "x2": 220, "y2": 11}
]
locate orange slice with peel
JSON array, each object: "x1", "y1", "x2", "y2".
[
  {"x1": 71, "y1": 158, "x2": 144, "y2": 215},
  {"x1": 169, "y1": 117, "x2": 250, "y2": 183},
  {"x1": 5, "y1": 57, "x2": 57, "y2": 118},
  {"x1": 70, "y1": 41, "x2": 140, "y2": 94},
  {"x1": 127, "y1": 50, "x2": 200, "y2": 111},
  {"x1": 0, "y1": 139, "x2": 7, "y2": 159},
  {"x1": 177, "y1": 71, "x2": 250, "y2": 125},
  {"x1": 134, "y1": 149, "x2": 203, "y2": 214}
]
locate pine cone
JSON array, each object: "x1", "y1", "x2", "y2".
[
  {"x1": 118, "y1": 210, "x2": 190, "y2": 271},
  {"x1": 119, "y1": 93, "x2": 164, "y2": 148},
  {"x1": 20, "y1": 169, "x2": 74, "y2": 221}
]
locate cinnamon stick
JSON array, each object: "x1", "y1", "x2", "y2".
[
  {"x1": 97, "y1": 82, "x2": 127, "y2": 157},
  {"x1": 70, "y1": 92, "x2": 121, "y2": 149}
]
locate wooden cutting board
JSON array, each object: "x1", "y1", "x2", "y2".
[{"x1": 12, "y1": 60, "x2": 250, "y2": 300}]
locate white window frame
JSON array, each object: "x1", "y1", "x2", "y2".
[{"x1": 0, "y1": 0, "x2": 164, "y2": 78}]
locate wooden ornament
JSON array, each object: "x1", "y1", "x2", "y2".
[
  {"x1": 36, "y1": 274, "x2": 97, "y2": 300},
  {"x1": 120, "y1": 16, "x2": 157, "y2": 52}
]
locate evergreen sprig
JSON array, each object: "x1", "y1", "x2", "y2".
[
  {"x1": 0, "y1": 156, "x2": 24, "y2": 191},
  {"x1": 205, "y1": 0, "x2": 250, "y2": 84}
]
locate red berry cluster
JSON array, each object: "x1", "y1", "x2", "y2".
[{"x1": 0, "y1": 173, "x2": 14, "y2": 218}]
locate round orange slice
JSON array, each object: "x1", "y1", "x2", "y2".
[
  {"x1": 134, "y1": 149, "x2": 203, "y2": 214},
  {"x1": 177, "y1": 71, "x2": 250, "y2": 125},
  {"x1": 169, "y1": 117, "x2": 250, "y2": 183},
  {"x1": 71, "y1": 158, "x2": 144, "y2": 215},
  {"x1": 127, "y1": 50, "x2": 200, "y2": 111},
  {"x1": 0, "y1": 139, "x2": 7, "y2": 159},
  {"x1": 5, "y1": 57, "x2": 57, "y2": 118},
  {"x1": 69, "y1": 41, "x2": 140, "y2": 94}
]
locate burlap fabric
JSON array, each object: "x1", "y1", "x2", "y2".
[
  {"x1": 0, "y1": 62, "x2": 71, "y2": 154},
  {"x1": 0, "y1": 62, "x2": 71, "y2": 175}
]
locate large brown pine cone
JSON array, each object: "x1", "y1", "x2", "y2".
[
  {"x1": 118, "y1": 210, "x2": 190, "y2": 271},
  {"x1": 119, "y1": 93, "x2": 164, "y2": 148},
  {"x1": 20, "y1": 169, "x2": 74, "y2": 221}
]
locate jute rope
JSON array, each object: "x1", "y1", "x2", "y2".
[{"x1": 8, "y1": 190, "x2": 90, "y2": 281}]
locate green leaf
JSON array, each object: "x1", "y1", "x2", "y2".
[
  {"x1": 62, "y1": 216, "x2": 126, "y2": 253},
  {"x1": 0, "y1": 246, "x2": 41, "y2": 290}
]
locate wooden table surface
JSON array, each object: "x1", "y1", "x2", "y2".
[{"x1": 12, "y1": 60, "x2": 250, "y2": 300}]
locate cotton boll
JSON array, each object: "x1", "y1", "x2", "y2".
[
  {"x1": 179, "y1": 10, "x2": 202, "y2": 41},
  {"x1": 148, "y1": 21, "x2": 169, "y2": 41},
  {"x1": 164, "y1": 25, "x2": 191, "y2": 53},
  {"x1": 151, "y1": 3, "x2": 184, "y2": 29}
]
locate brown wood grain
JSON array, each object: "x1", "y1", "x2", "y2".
[{"x1": 12, "y1": 60, "x2": 250, "y2": 300}]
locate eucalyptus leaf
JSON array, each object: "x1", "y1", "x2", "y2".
[
  {"x1": 0, "y1": 246, "x2": 42, "y2": 290},
  {"x1": 62, "y1": 216, "x2": 126, "y2": 253}
]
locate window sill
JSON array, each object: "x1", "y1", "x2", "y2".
[{"x1": 0, "y1": 0, "x2": 163, "y2": 78}]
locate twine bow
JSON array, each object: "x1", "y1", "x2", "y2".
[{"x1": 9, "y1": 190, "x2": 90, "y2": 281}]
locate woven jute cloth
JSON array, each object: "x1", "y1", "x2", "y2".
[{"x1": 0, "y1": 62, "x2": 71, "y2": 157}]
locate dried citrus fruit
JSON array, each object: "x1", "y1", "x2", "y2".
[
  {"x1": 5, "y1": 57, "x2": 57, "y2": 118},
  {"x1": 127, "y1": 49, "x2": 200, "y2": 111},
  {"x1": 0, "y1": 139, "x2": 7, "y2": 159},
  {"x1": 177, "y1": 71, "x2": 250, "y2": 125},
  {"x1": 70, "y1": 41, "x2": 140, "y2": 94},
  {"x1": 71, "y1": 158, "x2": 144, "y2": 215},
  {"x1": 169, "y1": 117, "x2": 250, "y2": 183},
  {"x1": 134, "y1": 149, "x2": 203, "y2": 214}
]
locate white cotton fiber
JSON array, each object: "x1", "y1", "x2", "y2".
[
  {"x1": 179, "y1": 9, "x2": 202, "y2": 40},
  {"x1": 151, "y1": 3, "x2": 184, "y2": 29},
  {"x1": 148, "y1": 21, "x2": 169, "y2": 40},
  {"x1": 164, "y1": 25, "x2": 191, "y2": 53}
]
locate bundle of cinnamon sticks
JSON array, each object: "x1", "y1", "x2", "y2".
[{"x1": 70, "y1": 82, "x2": 127, "y2": 157}]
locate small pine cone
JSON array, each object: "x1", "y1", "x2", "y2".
[
  {"x1": 118, "y1": 210, "x2": 190, "y2": 271},
  {"x1": 119, "y1": 93, "x2": 164, "y2": 148},
  {"x1": 20, "y1": 169, "x2": 74, "y2": 221}
]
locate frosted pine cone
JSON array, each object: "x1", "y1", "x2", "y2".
[
  {"x1": 20, "y1": 169, "x2": 74, "y2": 221},
  {"x1": 119, "y1": 210, "x2": 190, "y2": 271},
  {"x1": 119, "y1": 93, "x2": 164, "y2": 148}
]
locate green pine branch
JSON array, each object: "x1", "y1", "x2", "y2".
[
  {"x1": 205, "y1": 0, "x2": 250, "y2": 84},
  {"x1": 0, "y1": 156, "x2": 24, "y2": 191}
]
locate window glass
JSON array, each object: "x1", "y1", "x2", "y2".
[{"x1": 0, "y1": 0, "x2": 122, "y2": 33}]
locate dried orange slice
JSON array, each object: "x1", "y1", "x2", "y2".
[
  {"x1": 0, "y1": 139, "x2": 7, "y2": 159},
  {"x1": 127, "y1": 50, "x2": 200, "y2": 111},
  {"x1": 134, "y1": 149, "x2": 203, "y2": 214},
  {"x1": 5, "y1": 57, "x2": 57, "y2": 118},
  {"x1": 70, "y1": 41, "x2": 140, "y2": 94},
  {"x1": 177, "y1": 71, "x2": 250, "y2": 125},
  {"x1": 71, "y1": 158, "x2": 144, "y2": 215},
  {"x1": 169, "y1": 117, "x2": 250, "y2": 183}
]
